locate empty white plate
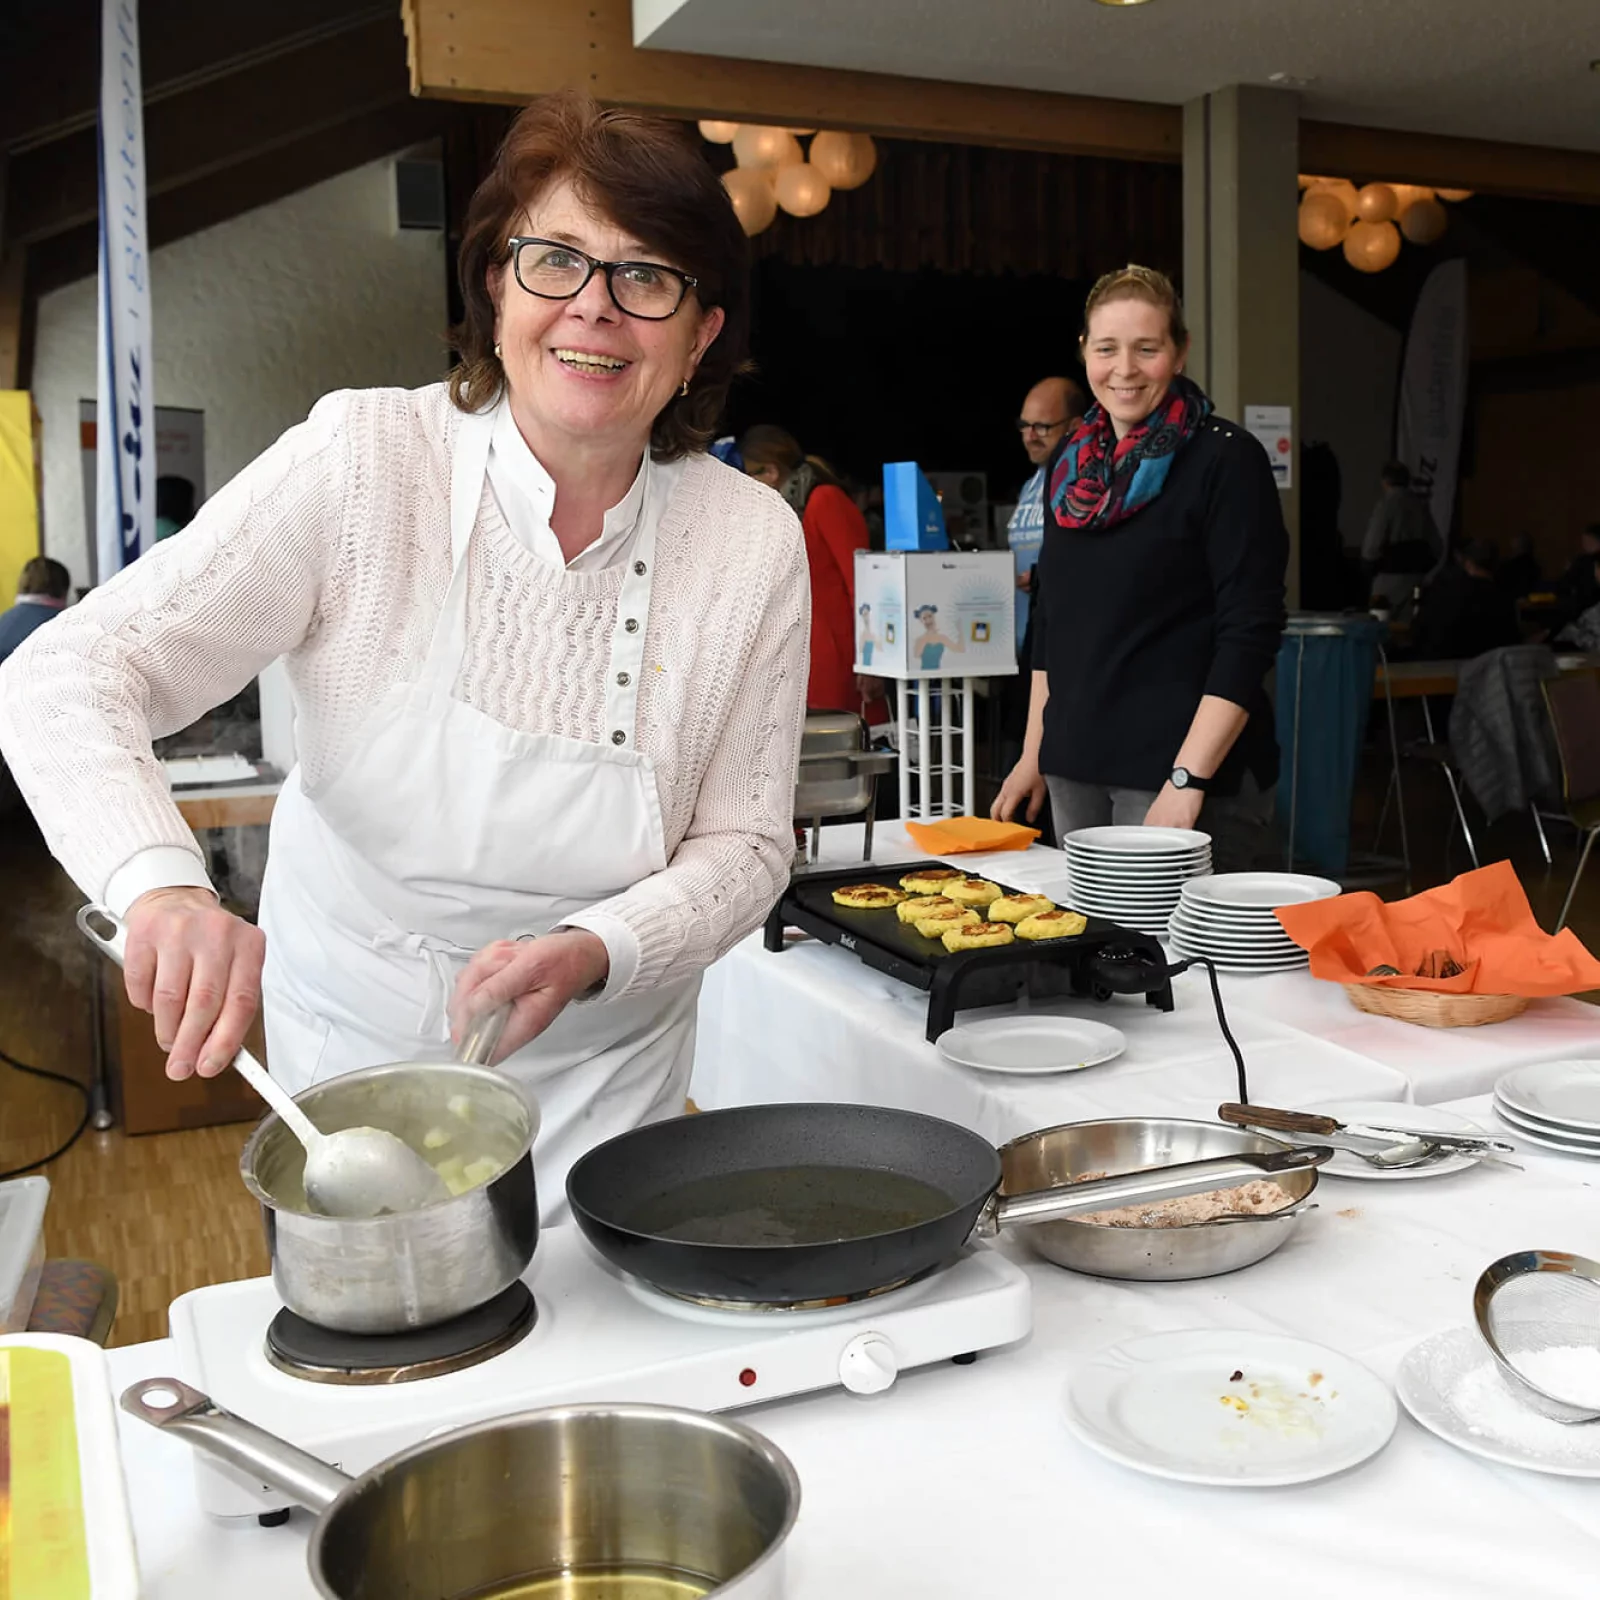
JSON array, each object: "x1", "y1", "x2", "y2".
[
  {"x1": 1301, "y1": 1100, "x2": 1489, "y2": 1181},
  {"x1": 1168, "y1": 915, "x2": 1300, "y2": 946},
  {"x1": 1063, "y1": 1329, "x2": 1396, "y2": 1487},
  {"x1": 1065, "y1": 826, "x2": 1212, "y2": 853},
  {"x1": 936, "y1": 1016, "x2": 1126, "y2": 1076},
  {"x1": 1182, "y1": 872, "x2": 1341, "y2": 909},
  {"x1": 1492, "y1": 1096, "x2": 1600, "y2": 1145},
  {"x1": 1495, "y1": 1060, "x2": 1600, "y2": 1133},
  {"x1": 1491, "y1": 1104, "x2": 1600, "y2": 1160},
  {"x1": 1397, "y1": 1327, "x2": 1600, "y2": 1479}
]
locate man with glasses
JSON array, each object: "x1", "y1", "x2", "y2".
[{"x1": 1008, "y1": 377, "x2": 1086, "y2": 647}]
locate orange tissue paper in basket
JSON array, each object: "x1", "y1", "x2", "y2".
[
  {"x1": 903, "y1": 817, "x2": 1040, "y2": 855},
  {"x1": 1274, "y1": 859, "x2": 1600, "y2": 997}
]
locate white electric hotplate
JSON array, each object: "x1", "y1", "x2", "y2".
[{"x1": 169, "y1": 1224, "x2": 1033, "y2": 1519}]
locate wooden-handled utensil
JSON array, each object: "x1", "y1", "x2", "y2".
[{"x1": 1218, "y1": 1103, "x2": 1520, "y2": 1169}]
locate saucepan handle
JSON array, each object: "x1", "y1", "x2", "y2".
[
  {"x1": 455, "y1": 1002, "x2": 514, "y2": 1067},
  {"x1": 976, "y1": 1148, "x2": 1330, "y2": 1236},
  {"x1": 121, "y1": 1377, "x2": 351, "y2": 1513},
  {"x1": 1218, "y1": 1102, "x2": 1342, "y2": 1137}
]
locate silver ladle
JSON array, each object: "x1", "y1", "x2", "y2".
[{"x1": 78, "y1": 905, "x2": 454, "y2": 1218}]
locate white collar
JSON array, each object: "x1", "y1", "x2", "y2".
[{"x1": 488, "y1": 399, "x2": 648, "y2": 570}]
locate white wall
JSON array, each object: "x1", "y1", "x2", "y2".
[
  {"x1": 32, "y1": 154, "x2": 449, "y2": 587},
  {"x1": 1299, "y1": 269, "x2": 1402, "y2": 546}
]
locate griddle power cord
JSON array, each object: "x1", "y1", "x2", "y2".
[
  {"x1": 1165, "y1": 957, "x2": 1249, "y2": 1105},
  {"x1": 0, "y1": 1047, "x2": 92, "y2": 1180}
]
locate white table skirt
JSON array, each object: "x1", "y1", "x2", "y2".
[
  {"x1": 107, "y1": 1096, "x2": 1599, "y2": 1600},
  {"x1": 701, "y1": 821, "x2": 1600, "y2": 1114}
]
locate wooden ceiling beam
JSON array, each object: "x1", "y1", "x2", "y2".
[
  {"x1": 6, "y1": 15, "x2": 411, "y2": 247},
  {"x1": 401, "y1": 0, "x2": 1182, "y2": 164}
]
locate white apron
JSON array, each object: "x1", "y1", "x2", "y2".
[{"x1": 257, "y1": 402, "x2": 699, "y2": 1218}]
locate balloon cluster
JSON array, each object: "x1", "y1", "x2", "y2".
[
  {"x1": 1297, "y1": 177, "x2": 1472, "y2": 273},
  {"x1": 698, "y1": 122, "x2": 879, "y2": 236}
]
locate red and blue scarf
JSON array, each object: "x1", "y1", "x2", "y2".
[{"x1": 1049, "y1": 375, "x2": 1212, "y2": 531}]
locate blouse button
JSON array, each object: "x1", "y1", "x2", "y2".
[
  {"x1": 616, "y1": 670, "x2": 631, "y2": 687},
  {"x1": 634, "y1": 560, "x2": 648, "y2": 576},
  {"x1": 625, "y1": 617, "x2": 640, "y2": 633},
  {"x1": 611, "y1": 730, "x2": 626, "y2": 746}
]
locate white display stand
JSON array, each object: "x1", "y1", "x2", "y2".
[{"x1": 895, "y1": 676, "x2": 979, "y2": 820}]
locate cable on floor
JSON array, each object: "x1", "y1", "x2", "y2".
[{"x1": 0, "y1": 1048, "x2": 92, "y2": 1180}]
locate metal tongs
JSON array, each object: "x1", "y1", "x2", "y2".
[{"x1": 1219, "y1": 1103, "x2": 1521, "y2": 1171}]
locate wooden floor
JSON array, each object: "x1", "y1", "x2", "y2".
[{"x1": 3, "y1": 735, "x2": 1598, "y2": 1348}]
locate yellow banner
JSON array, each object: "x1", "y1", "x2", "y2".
[{"x1": 0, "y1": 393, "x2": 42, "y2": 611}]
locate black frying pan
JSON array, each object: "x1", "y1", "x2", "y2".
[{"x1": 566, "y1": 1103, "x2": 1326, "y2": 1305}]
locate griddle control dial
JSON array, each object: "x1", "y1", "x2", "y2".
[{"x1": 839, "y1": 1332, "x2": 899, "y2": 1395}]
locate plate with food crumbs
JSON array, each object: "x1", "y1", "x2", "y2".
[
  {"x1": 1396, "y1": 1327, "x2": 1600, "y2": 1478},
  {"x1": 1063, "y1": 1329, "x2": 1396, "y2": 1486}
]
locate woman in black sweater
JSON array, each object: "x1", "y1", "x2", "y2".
[{"x1": 991, "y1": 266, "x2": 1287, "y2": 870}]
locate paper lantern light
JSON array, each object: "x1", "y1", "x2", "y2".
[
  {"x1": 1298, "y1": 188, "x2": 1352, "y2": 250},
  {"x1": 1343, "y1": 219, "x2": 1402, "y2": 273},
  {"x1": 775, "y1": 162, "x2": 832, "y2": 218},
  {"x1": 732, "y1": 125, "x2": 802, "y2": 171},
  {"x1": 1354, "y1": 182, "x2": 1398, "y2": 223},
  {"x1": 1399, "y1": 197, "x2": 1449, "y2": 245},
  {"x1": 722, "y1": 167, "x2": 778, "y2": 235},
  {"x1": 1435, "y1": 188, "x2": 1474, "y2": 202},
  {"x1": 785, "y1": 127, "x2": 818, "y2": 137},
  {"x1": 1387, "y1": 183, "x2": 1435, "y2": 213},
  {"x1": 810, "y1": 131, "x2": 878, "y2": 191},
  {"x1": 697, "y1": 121, "x2": 739, "y2": 144}
]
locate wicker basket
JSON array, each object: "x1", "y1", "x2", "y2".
[{"x1": 1343, "y1": 983, "x2": 1529, "y2": 1028}]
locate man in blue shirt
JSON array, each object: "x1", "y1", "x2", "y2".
[
  {"x1": 1007, "y1": 376, "x2": 1086, "y2": 644},
  {"x1": 0, "y1": 557, "x2": 71, "y2": 668}
]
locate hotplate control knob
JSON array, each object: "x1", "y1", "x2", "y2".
[{"x1": 839, "y1": 1332, "x2": 899, "y2": 1395}]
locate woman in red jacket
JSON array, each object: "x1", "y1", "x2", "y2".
[{"x1": 740, "y1": 425, "x2": 872, "y2": 711}]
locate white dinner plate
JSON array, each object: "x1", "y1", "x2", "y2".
[
  {"x1": 1168, "y1": 938, "x2": 1307, "y2": 968},
  {"x1": 1065, "y1": 825, "x2": 1212, "y2": 853},
  {"x1": 1495, "y1": 1060, "x2": 1600, "y2": 1133},
  {"x1": 1491, "y1": 1096, "x2": 1600, "y2": 1145},
  {"x1": 1180, "y1": 872, "x2": 1342, "y2": 909},
  {"x1": 1069, "y1": 893, "x2": 1186, "y2": 913},
  {"x1": 1300, "y1": 1100, "x2": 1488, "y2": 1181},
  {"x1": 1062, "y1": 1329, "x2": 1396, "y2": 1487},
  {"x1": 1397, "y1": 1327, "x2": 1600, "y2": 1479},
  {"x1": 1168, "y1": 915, "x2": 1300, "y2": 947},
  {"x1": 1174, "y1": 898, "x2": 1301, "y2": 925},
  {"x1": 1069, "y1": 867, "x2": 1206, "y2": 887},
  {"x1": 936, "y1": 1016, "x2": 1127, "y2": 1076},
  {"x1": 1491, "y1": 1103, "x2": 1600, "y2": 1159}
]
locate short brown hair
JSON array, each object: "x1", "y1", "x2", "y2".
[
  {"x1": 450, "y1": 92, "x2": 750, "y2": 461},
  {"x1": 1081, "y1": 264, "x2": 1189, "y2": 349},
  {"x1": 18, "y1": 556, "x2": 69, "y2": 599}
]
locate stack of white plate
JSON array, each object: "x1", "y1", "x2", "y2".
[
  {"x1": 1062, "y1": 826, "x2": 1212, "y2": 934},
  {"x1": 1493, "y1": 1060, "x2": 1600, "y2": 1159},
  {"x1": 1166, "y1": 872, "x2": 1340, "y2": 972}
]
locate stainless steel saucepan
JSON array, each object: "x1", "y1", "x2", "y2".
[{"x1": 122, "y1": 1378, "x2": 800, "y2": 1600}]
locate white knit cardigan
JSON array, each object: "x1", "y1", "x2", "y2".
[{"x1": 0, "y1": 384, "x2": 811, "y2": 997}]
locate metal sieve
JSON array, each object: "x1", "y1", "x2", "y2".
[{"x1": 1472, "y1": 1250, "x2": 1600, "y2": 1425}]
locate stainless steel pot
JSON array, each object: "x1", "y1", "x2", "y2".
[
  {"x1": 998, "y1": 1117, "x2": 1319, "y2": 1281},
  {"x1": 122, "y1": 1378, "x2": 800, "y2": 1600},
  {"x1": 240, "y1": 1061, "x2": 539, "y2": 1333},
  {"x1": 794, "y1": 711, "x2": 893, "y2": 866}
]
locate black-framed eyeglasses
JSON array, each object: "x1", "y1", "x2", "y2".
[
  {"x1": 507, "y1": 237, "x2": 698, "y2": 321},
  {"x1": 1016, "y1": 417, "x2": 1067, "y2": 435}
]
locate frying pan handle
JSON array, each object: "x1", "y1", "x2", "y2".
[
  {"x1": 977, "y1": 1148, "x2": 1330, "y2": 1236},
  {"x1": 120, "y1": 1377, "x2": 351, "y2": 1513},
  {"x1": 1218, "y1": 1103, "x2": 1342, "y2": 1137}
]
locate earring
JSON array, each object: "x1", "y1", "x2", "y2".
[
  {"x1": 493, "y1": 342, "x2": 503, "y2": 361},
  {"x1": 679, "y1": 379, "x2": 690, "y2": 398}
]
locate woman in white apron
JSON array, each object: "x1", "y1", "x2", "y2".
[{"x1": 0, "y1": 93, "x2": 810, "y2": 1217}]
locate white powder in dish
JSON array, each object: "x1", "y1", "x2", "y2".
[
  {"x1": 1508, "y1": 1345, "x2": 1600, "y2": 1409},
  {"x1": 1447, "y1": 1361, "x2": 1600, "y2": 1464}
]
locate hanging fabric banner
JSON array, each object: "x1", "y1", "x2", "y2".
[
  {"x1": 1395, "y1": 258, "x2": 1468, "y2": 544},
  {"x1": 95, "y1": 0, "x2": 153, "y2": 585}
]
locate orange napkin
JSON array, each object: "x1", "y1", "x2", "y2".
[
  {"x1": 903, "y1": 816, "x2": 1041, "y2": 855},
  {"x1": 1275, "y1": 859, "x2": 1600, "y2": 997}
]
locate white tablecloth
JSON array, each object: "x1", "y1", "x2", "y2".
[
  {"x1": 700, "y1": 822, "x2": 1600, "y2": 1114},
  {"x1": 107, "y1": 1096, "x2": 1598, "y2": 1600}
]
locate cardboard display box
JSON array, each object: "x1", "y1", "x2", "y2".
[{"x1": 853, "y1": 550, "x2": 1017, "y2": 679}]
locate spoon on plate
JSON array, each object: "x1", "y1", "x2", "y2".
[{"x1": 77, "y1": 905, "x2": 450, "y2": 1217}]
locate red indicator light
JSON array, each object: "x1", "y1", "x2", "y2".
[{"x1": 738, "y1": 1367, "x2": 758, "y2": 1387}]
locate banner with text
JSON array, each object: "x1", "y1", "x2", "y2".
[
  {"x1": 1396, "y1": 258, "x2": 1468, "y2": 545},
  {"x1": 95, "y1": 0, "x2": 153, "y2": 585}
]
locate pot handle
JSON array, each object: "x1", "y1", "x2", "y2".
[
  {"x1": 455, "y1": 1002, "x2": 513, "y2": 1067},
  {"x1": 121, "y1": 1377, "x2": 351, "y2": 1513},
  {"x1": 975, "y1": 1148, "x2": 1330, "y2": 1237}
]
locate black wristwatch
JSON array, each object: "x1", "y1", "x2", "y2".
[{"x1": 1170, "y1": 766, "x2": 1211, "y2": 792}]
